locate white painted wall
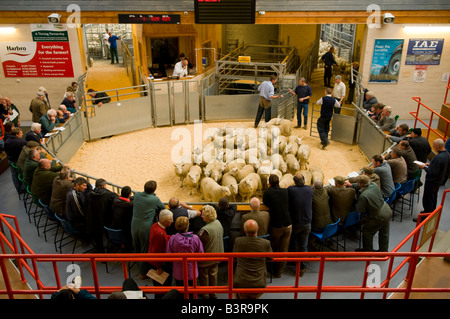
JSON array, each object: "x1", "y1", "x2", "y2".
[
  {"x1": 360, "y1": 24, "x2": 450, "y2": 120},
  {"x1": 0, "y1": 24, "x2": 84, "y2": 122}
]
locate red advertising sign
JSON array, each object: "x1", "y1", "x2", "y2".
[{"x1": 0, "y1": 41, "x2": 74, "y2": 77}]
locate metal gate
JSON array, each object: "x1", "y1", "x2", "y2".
[{"x1": 321, "y1": 24, "x2": 356, "y2": 62}]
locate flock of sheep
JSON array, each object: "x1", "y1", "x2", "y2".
[
  {"x1": 319, "y1": 40, "x2": 353, "y2": 82},
  {"x1": 173, "y1": 117, "x2": 325, "y2": 203}
]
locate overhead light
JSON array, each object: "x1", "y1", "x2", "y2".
[
  {"x1": 0, "y1": 27, "x2": 16, "y2": 35},
  {"x1": 47, "y1": 13, "x2": 61, "y2": 24},
  {"x1": 382, "y1": 13, "x2": 395, "y2": 24},
  {"x1": 403, "y1": 25, "x2": 450, "y2": 33}
]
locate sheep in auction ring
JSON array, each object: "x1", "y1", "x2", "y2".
[
  {"x1": 221, "y1": 173, "x2": 239, "y2": 201},
  {"x1": 174, "y1": 161, "x2": 193, "y2": 188},
  {"x1": 238, "y1": 172, "x2": 262, "y2": 202},
  {"x1": 184, "y1": 165, "x2": 203, "y2": 194},
  {"x1": 200, "y1": 177, "x2": 232, "y2": 202},
  {"x1": 279, "y1": 173, "x2": 295, "y2": 188}
]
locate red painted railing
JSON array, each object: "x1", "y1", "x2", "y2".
[
  {"x1": 444, "y1": 77, "x2": 450, "y2": 105},
  {"x1": 411, "y1": 96, "x2": 450, "y2": 141},
  {"x1": 1, "y1": 191, "x2": 450, "y2": 300}
]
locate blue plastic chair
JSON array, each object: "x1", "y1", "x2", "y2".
[
  {"x1": 54, "y1": 214, "x2": 80, "y2": 254},
  {"x1": 393, "y1": 178, "x2": 418, "y2": 221},
  {"x1": 310, "y1": 218, "x2": 341, "y2": 251},
  {"x1": 104, "y1": 226, "x2": 132, "y2": 273},
  {"x1": 340, "y1": 212, "x2": 362, "y2": 251},
  {"x1": 385, "y1": 183, "x2": 401, "y2": 207}
]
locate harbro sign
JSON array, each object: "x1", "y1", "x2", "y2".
[
  {"x1": 0, "y1": 41, "x2": 74, "y2": 77},
  {"x1": 30, "y1": 24, "x2": 69, "y2": 42}
]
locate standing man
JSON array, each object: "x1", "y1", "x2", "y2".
[
  {"x1": 347, "y1": 61, "x2": 359, "y2": 104},
  {"x1": 406, "y1": 128, "x2": 432, "y2": 164},
  {"x1": 416, "y1": 139, "x2": 450, "y2": 218},
  {"x1": 287, "y1": 173, "x2": 313, "y2": 276},
  {"x1": 172, "y1": 59, "x2": 189, "y2": 78},
  {"x1": 325, "y1": 176, "x2": 356, "y2": 224},
  {"x1": 262, "y1": 174, "x2": 292, "y2": 278},
  {"x1": 289, "y1": 77, "x2": 312, "y2": 129},
  {"x1": 316, "y1": 87, "x2": 341, "y2": 150},
  {"x1": 29, "y1": 91, "x2": 47, "y2": 123},
  {"x1": 254, "y1": 74, "x2": 283, "y2": 128},
  {"x1": 108, "y1": 31, "x2": 121, "y2": 64},
  {"x1": 321, "y1": 46, "x2": 337, "y2": 87},
  {"x1": 240, "y1": 197, "x2": 270, "y2": 237},
  {"x1": 103, "y1": 28, "x2": 110, "y2": 60},
  {"x1": 233, "y1": 219, "x2": 273, "y2": 300},
  {"x1": 332, "y1": 75, "x2": 346, "y2": 114},
  {"x1": 351, "y1": 175, "x2": 392, "y2": 252}
]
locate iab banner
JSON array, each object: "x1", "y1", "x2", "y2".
[{"x1": 0, "y1": 41, "x2": 74, "y2": 77}]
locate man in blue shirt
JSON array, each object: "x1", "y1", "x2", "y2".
[
  {"x1": 289, "y1": 77, "x2": 312, "y2": 129},
  {"x1": 254, "y1": 75, "x2": 283, "y2": 128},
  {"x1": 108, "y1": 32, "x2": 121, "y2": 64}
]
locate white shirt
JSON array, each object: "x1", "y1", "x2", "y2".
[
  {"x1": 172, "y1": 61, "x2": 188, "y2": 77},
  {"x1": 332, "y1": 81, "x2": 346, "y2": 100},
  {"x1": 103, "y1": 33, "x2": 110, "y2": 47}
]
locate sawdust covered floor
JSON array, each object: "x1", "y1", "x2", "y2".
[{"x1": 67, "y1": 120, "x2": 369, "y2": 203}]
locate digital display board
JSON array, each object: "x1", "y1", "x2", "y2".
[
  {"x1": 194, "y1": 0, "x2": 256, "y2": 24},
  {"x1": 118, "y1": 14, "x2": 181, "y2": 24}
]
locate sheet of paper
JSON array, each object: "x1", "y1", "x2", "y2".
[
  {"x1": 55, "y1": 127, "x2": 65, "y2": 131},
  {"x1": 414, "y1": 160, "x2": 425, "y2": 166},
  {"x1": 146, "y1": 269, "x2": 169, "y2": 285},
  {"x1": 123, "y1": 290, "x2": 143, "y2": 299},
  {"x1": 328, "y1": 178, "x2": 335, "y2": 186},
  {"x1": 347, "y1": 171, "x2": 359, "y2": 178}
]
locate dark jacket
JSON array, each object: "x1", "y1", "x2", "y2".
[
  {"x1": 213, "y1": 204, "x2": 237, "y2": 237},
  {"x1": 85, "y1": 187, "x2": 118, "y2": 236},
  {"x1": 287, "y1": 185, "x2": 313, "y2": 225},
  {"x1": 263, "y1": 185, "x2": 292, "y2": 228},
  {"x1": 65, "y1": 185, "x2": 92, "y2": 231},
  {"x1": 4, "y1": 135, "x2": 26, "y2": 163}
]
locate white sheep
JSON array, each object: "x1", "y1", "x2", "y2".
[
  {"x1": 221, "y1": 173, "x2": 239, "y2": 201},
  {"x1": 310, "y1": 165, "x2": 324, "y2": 183},
  {"x1": 285, "y1": 153, "x2": 300, "y2": 175},
  {"x1": 184, "y1": 165, "x2": 203, "y2": 194},
  {"x1": 279, "y1": 173, "x2": 295, "y2": 189},
  {"x1": 229, "y1": 164, "x2": 255, "y2": 182},
  {"x1": 270, "y1": 153, "x2": 287, "y2": 173},
  {"x1": 173, "y1": 162, "x2": 193, "y2": 188},
  {"x1": 201, "y1": 177, "x2": 232, "y2": 202},
  {"x1": 203, "y1": 160, "x2": 226, "y2": 183},
  {"x1": 224, "y1": 158, "x2": 246, "y2": 173},
  {"x1": 238, "y1": 173, "x2": 262, "y2": 202},
  {"x1": 297, "y1": 144, "x2": 311, "y2": 170},
  {"x1": 284, "y1": 141, "x2": 299, "y2": 157}
]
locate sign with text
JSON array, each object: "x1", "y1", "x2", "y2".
[
  {"x1": 0, "y1": 42, "x2": 74, "y2": 77},
  {"x1": 30, "y1": 24, "x2": 69, "y2": 42},
  {"x1": 405, "y1": 38, "x2": 444, "y2": 65},
  {"x1": 369, "y1": 39, "x2": 404, "y2": 83}
]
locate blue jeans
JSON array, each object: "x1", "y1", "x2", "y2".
[
  {"x1": 297, "y1": 103, "x2": 309, "y2": 126},
  {"x1": 317, "y1": 117, "x2": 331, "y2": 146}
]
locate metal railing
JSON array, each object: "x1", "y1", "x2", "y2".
[
  {"x1": 1, "y1": 190, "x2": 449, "y2": 299},
  {"x1": 411, "y1": 96, "x2": 450, "y2": 141}
]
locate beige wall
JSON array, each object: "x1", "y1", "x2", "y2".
[
  {"x1": 360, "y1": 24, "x2": 450, "y2": 120},
  {"x1": 0, "y1": 24, "x2": 84, "y2": 122},
  {"x1": 279, "y1": 24, "x2": 319, "y2": 62}
]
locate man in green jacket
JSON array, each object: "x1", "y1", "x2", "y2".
[
  {"x1": 347, "y1": 175, "x2": 392, "y2": 252},
  {"x1": 39, "y1": 109, "x2": 60, "y2": 136},
  {"x1": 31, "y1": 158, "x2": 66, "y2": 205}
]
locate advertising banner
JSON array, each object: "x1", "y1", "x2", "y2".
[
  {"x1": 30, "y1": 24, "x2": 69, "y2": 42},
  {"x1": 0, "y1": 41, "x2": 74, "y2": 77},
  {"x1": 405, "y1": 38, "x2": 444, "y2": 65},
  {"x1": 369, "y1": 39, "x2": 404, "y2": 83}
]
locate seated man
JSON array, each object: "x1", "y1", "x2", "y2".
[
  {"x1": 172, "y1": 59, "x2": 189, "y2": 78},
  {"x1": 17, "y1": 140, "x2": 40, "y2": 173},
  {"x1": 65, "y1": 177, "x2": 92, "y2": 233},
  {"x1": 60, "y1": 92, "x2": 77, "y2": 113},
  {"x1": 31, "y1": 158, "x2": 65, "y2": 206},
  {"x1": 384, "y1": 147, "x2": 408, "y2": 184},
  {"x1": 87, "y1": 89, "x2": 111, "y2": 107},
  {"x1": 348, "y1": 166, "x2": 381, "y2": 190},
  {"x1": 377, "y1": 106, "x2": 396, "y2": 132},
  {"x1": 50, "y1": 167, "x2": 74, "y2": 217},
  {"x1": 386, "y1": 123, "x2": 409, "y2": 143},
  {"x1": 368, "y1": 102, "x2": 384, "y2": 122},
  {"x1": 25, "y1": 123, "x2": 42, "y2": 144},
  {"x1": 311, "y1": 180, "x2": 333, "y2": 233},
  {"x1": 39, "y1": 109, "x2": 60, "y2": 136},
  {"x1": 363, "y1": 91, "x2": 378, "y2": 112},
  {"x1": 23, "y1": 149, "x2": 41, "y2": 186},
  {"x1": 372, "y1": 154, "x2": 395, "y2": 199},
  {"x1": 325, "y1": 176, "x2": 356, "y2": 224},
  {"x1": 398, "y1": 140, "x2": 420, "y2": 180}
]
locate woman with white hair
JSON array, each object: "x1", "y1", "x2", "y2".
[
  {"x1": 148, "y1": 209, "x2": 173, "y2": 298},
  {"x1": 197, "y1": 205, "x2": 224, "y2": 299},
  {"x1": 25, "y1": 122, "x2": 42, "y2": 143}
]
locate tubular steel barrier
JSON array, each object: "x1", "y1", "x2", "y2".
[
  {"x1": 1, "y1": 190, "x2": 450, "y2": 300},
  {"x1": 411, "y1": 96, "x2": 450, "y2": 141}
]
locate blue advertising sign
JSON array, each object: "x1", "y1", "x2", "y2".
[
  {"x1": 405, "y1": 38, "x2": 444, "y2": 65},
  {"x1": 369, "y1": 39, "x2": 404, "y2": 83}
]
